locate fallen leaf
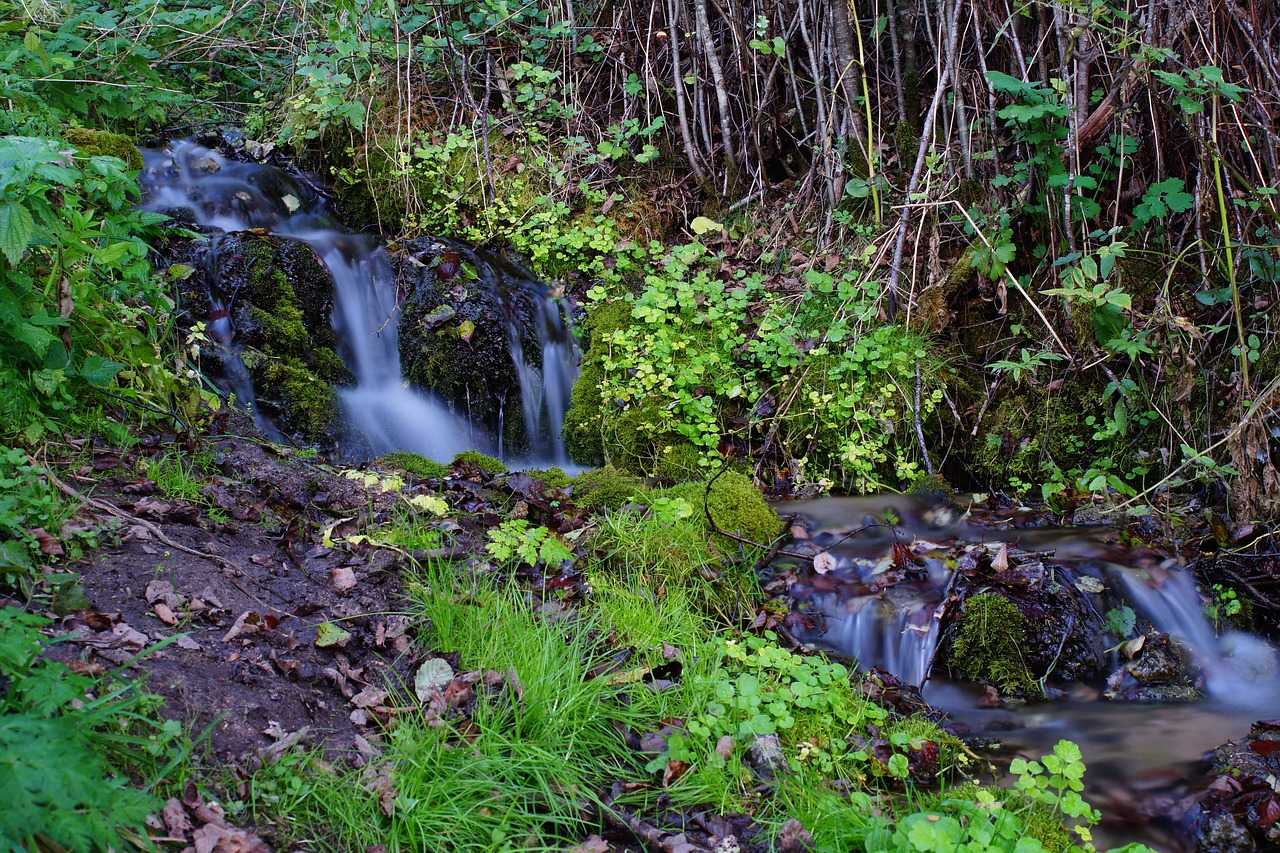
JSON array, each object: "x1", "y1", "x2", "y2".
[
  {"x1": 991, "y1": 543, "x2": 1009, "y2": 573},
  {"x1": 1074, "y1": 576, "x2": 1105, "y2": 594},
  {"x1": 154, "y1": 603, "x2": 178, "y2": 625},
  {"x1": 316, "y1": 621, "x2": 352, "y2": 648},
  {"x1": 221, "y1": 611, "x2": 261, "y2": 643},
  {"x1": 414, "y1": 658, "x2": 455, "y2": 702},
  {"x1": 162, "y1": 798, "x2": 192, "y2": 838},
  {"x1": 26, "y1": 527, "x2": 64, "y2": 556},
  {"x1": 813, "y1": 551, "x2": 837, "y2": 574},
  {"x1": 331, "y1": 566, "x2": 357, "y2": 592}
]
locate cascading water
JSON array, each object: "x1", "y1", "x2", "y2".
[
  {"x1": 1115, "y1": 566, "x2": 1280, "y2": 706},
  {"x1": 140, "y1": 141, "x2": 578, "y2": 461}
]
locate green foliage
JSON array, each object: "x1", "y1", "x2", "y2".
[
  {"x1": 0, "y1": 608, "x2": 181, "y2": 852},
  {"x1": 0, "y1": 447, "x2": 100, "y2": 578},
  {"x1": 0, "y1": 135, "x2": 192, "y2": 443},
  {"x1": 485, "y1": 519, "x2": 574, "y2": 568},
  {"x1": 582, "y1": 241, "x2": 941, "y2": 489},
  {"x1": 1, "y1": 1, "x2": 292, "y2": 135},
  {"x1": 950, "y1": 593, "x2": 1041, "y2": 698}
]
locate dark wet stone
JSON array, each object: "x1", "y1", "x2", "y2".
[
  {"x1": 1125, "y1": 634, "x2": 1190, "y2": 683},
  {"x1": 1198, "y1": 812, "x2": 1257, "y2": 852}
]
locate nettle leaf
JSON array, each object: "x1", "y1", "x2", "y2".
[
  {"x1": 0, "y1": 202, "x2": 36, "y2": 265},
  {"x1": 76, "y1": 356, "x2": 124, "y2": 387}
]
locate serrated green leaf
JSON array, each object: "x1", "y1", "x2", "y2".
[
  {"x1": 77, "y1": 356, "x2": 124, "y2": 387},
  {"x1": 0, "y1": 202, "x2": 36, "y2": 265}
]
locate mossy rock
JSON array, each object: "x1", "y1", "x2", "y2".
[
  {"x1": 949, "y1": 592, "x2": 1041, "y2": 698},
  {"x1": 65, "y1": 127, "x2": 143, "y2": 171},
  {"x1": 572, "y1": 466, "x2": 649, "y2": 511},
  {"x1": 255, "y1": 360, "x2": 340, "y2": 437},
  {"x1": 201, "y1": 233, "x2": 349, "y2": 441},
  {"x1": 397, "y1": 240, "x2": 540, "y2": 454},
  {"x1": 658, "y1": 472, "x2": 781, "y2": 547},
  {"x1": 525, "y1": 466, "x2": 573, "y2": 489},
  {"x1": 381, "y1": 451, "x2": 450, "y2": 479},
  {"x1": 452, "y1": 450, "x2": 507, "y2": 475},
  {"x1": 564, "y1": 300, "x2": 634, "y2": 467}
]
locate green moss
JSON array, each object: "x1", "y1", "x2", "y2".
[
  {"x1": 257, "y1": 360, "x2": 340, "y2": 437},
  {"x1": 64, "y1": 127, "x2": 143, "y2": 171},
  {"x1": 382, "y1": 452, "x2": 450, "y2": 479},
  {"x1": 571, "y1": 466, "x2": 649, "y2": 511},
  {"x1": 884, "y1": 716, "x2": 960, "y2": 770},
  {"x1": 894, "y1": 120, "x2": 920, "y2": 173},
  {"x1": 452, "y1": 450, "x2": 507, "y2": 475},
  {"x1": 971, "y1": 378, "x2": 1099, "y2": 487},
  {"x1": 564, "y1": 300, "x2": 634, "y2": 467},
  {"x1": 949, "y1": 593, "x2": 1041, "y2": 698},
  {"x1": 525, "y1": 467, "x2": 573, "y2": 489},
  {"x1": 651, "y1": 443, "x2": 704, "y2": 482},
  {"x1": 659, "y1": 472, "x2": 781, "y2": 547}
]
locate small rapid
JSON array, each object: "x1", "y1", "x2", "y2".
[
  {"x1": 779, "y1": 495, "x2": 1280, "y2": 850},
  {"x1": 140, "y1": 140, "x2": 578, "y2": 463}
]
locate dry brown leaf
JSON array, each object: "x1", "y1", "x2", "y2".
[
  {"x1": 812, "y1": 551, "x2": 837, "y2": 574},
  {"x1": 991, "y1": 543, "x2": 1009, "y2": 573},
  {"x1": 331, "y1": 566, "x2": 357, "y2": 592}
]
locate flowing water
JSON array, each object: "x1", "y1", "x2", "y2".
[
  {"x1": 782, "y1": 495, "x2": 1280, "y2": 850},
  {"x1": 140, "y1": 140, "x2": 577, "y2": 462}
]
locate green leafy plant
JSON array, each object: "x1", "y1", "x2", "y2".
[
  {"x1": 0, "y1": 608, "x2": 185, "y2": 851},
  {"x1": 485, "y1": 519, "x2": 574, "y2": 569}
]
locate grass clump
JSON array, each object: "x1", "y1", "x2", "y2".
[
  {"x1": 451, "y1": 450, "x2": 507, "y2": 475},
  {"x1": 949, "y1": 592, "x2": 1042, "y2": 698},
  {"x1": 272, "y1": 561, "x2": 657, "y2": 851},
  {"x1": 592, "y1": 497, "x2": 757, "y2": 621},
  {"x1": 658, "y1": 471, "x2": 782, "y2": 547},
  {"x1": 380, "y1": 451, "x2": 449, "y2": 479}
]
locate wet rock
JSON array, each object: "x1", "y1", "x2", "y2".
[
  {"x1": 1196, "y1": 813, "x2": 1257, "y2": 853},
  {"x1": 1124, "y1": 633, "x2": 1189, "y2": 683},
  {"x1": 745, "y1": 733, "x2": 787, "y2": 781},
  {"x1": 397, "y1": 239, "x2": 546, "y2": 454}
]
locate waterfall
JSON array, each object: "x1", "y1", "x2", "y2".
[
  {"x1": 1114, "y1": 566, "x2": 1279, "y2": 707},
  {"x1": 140, "y1": 140, "x2": 577, "y2": 462}
]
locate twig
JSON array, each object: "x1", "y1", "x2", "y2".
[{"x1": 47, "y1": 470, "x2": 235, "y2": 570}]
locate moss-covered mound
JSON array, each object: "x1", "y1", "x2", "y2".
[
  {"x1": 65, "y1": 127, "x2": 144, "y2": 171},
  {"x1": 563, "y1": 300, "x2": 631, "y2": 467},
  {"x1": 381, "y1": 451, "x2": 450, "y2": 479},
  {"x1": 949, "y1": 592, "x2": 1041, "y2": 698},
  {"x1": 205, "y1": 234, "x2": 349, "y2": 440},
  {"x1": 658, "y1": 471, "x2": 781, "y2": 546},
  {"x1": 571, "y1": 466, "x2": 650, "y2": 511},
  {"x1": 452, "y1": 450, "x2": 507, "y2": 475}
]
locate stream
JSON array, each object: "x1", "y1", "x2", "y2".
[
  {"x1": 137, "y1": 140, "x2": 1279, "y2": 852},
  {"x1": 781, "y1": 495, "x2": 1280, "y2": 850}
]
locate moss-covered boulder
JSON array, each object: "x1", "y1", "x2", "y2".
[
  {"x1": 658, "y1": 471, "x2": 781, "y2": 546},
  {"x1": 948, "y1": 592, "x2": 1041, "y2": 698},
  {"x1": 563, "y1": 300, "x2": 631, "y2": 467},
  {"x1": 65, "y1": 127, "x2": 144, "y2": 171},
  {"x1": 396, "y1": 240, "x2": 546, "y2": 454},
  {"x1": 202, "y1": 234, "x2": 350, "y2": 440},
  {"x1": 572, "y1": 466, "x2": 650, "y2": 511}
]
